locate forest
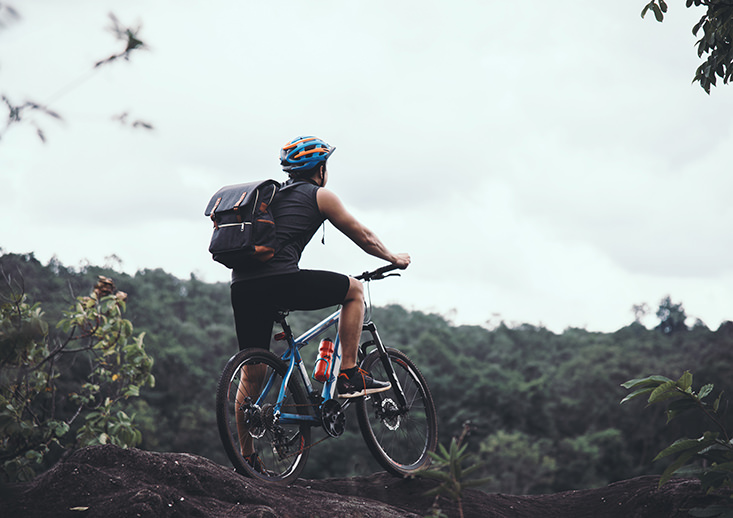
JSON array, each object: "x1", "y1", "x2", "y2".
[{"x1": 1, "y1": 251, "x2": 732, "y2": 494}]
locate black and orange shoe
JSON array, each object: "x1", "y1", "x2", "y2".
[{"x1": 337, "y1": 367, "x2": 391, "y2": 399}]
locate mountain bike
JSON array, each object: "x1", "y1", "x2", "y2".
[{"x1": 215, "y1": 264, "x2": 438, "y2": 483}]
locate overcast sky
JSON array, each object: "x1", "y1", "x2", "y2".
[{"x1": 2, "y1": 1, "x2": 732, "y2": 333}]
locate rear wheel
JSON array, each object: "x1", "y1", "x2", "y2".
[
  {"x1": 355, "y1": 347, "x2": 438, "y2": 476},
  {"x1": 216, "y1": 349, "x2": 311, "y2": 483}
]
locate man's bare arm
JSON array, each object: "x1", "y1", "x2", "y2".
[{"x1": 317, "y1": 188, "x2": 410, "y2": 268}]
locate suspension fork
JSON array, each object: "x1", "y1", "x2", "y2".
[{"x1": 359, "y1": 321, "x2": 408, "y2": 409}]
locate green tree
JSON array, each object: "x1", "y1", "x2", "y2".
[
  {"x1": 656, "y1": 295, "x2": 688, "y2": 335},
  {"x1": 641, "y1": 0, "x2": 733, "y2": 93},
  {"x1": 477, "y1": 430, "x2": 556, "y2": 494},
  {"x1": 0, "y1": 274, "x2": 154, "y2": 482}
]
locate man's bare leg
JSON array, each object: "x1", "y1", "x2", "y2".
[
  {"x1": 338, "y1": 277, "x2": 365, "y2": 370},
  {"x1": 235, "y1": 362, "x2": 267, "y2": 457}
]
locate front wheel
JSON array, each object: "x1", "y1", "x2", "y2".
[
  {"x1": 215, "y1": 348, "x2": 311, "y2": 483},
  {"x1": 355, "y1": 347, "x2": 438, "y2": 476}
]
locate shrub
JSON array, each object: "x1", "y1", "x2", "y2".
[{"x1": 0, "y1": 275, "x2": 154, "y2": 482}]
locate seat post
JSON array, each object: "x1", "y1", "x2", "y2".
[{"x1": 274, "y1": 311, "x2": 293, "y2": 340}]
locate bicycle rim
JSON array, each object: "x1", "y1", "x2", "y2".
[
  {"x1": 215, "y1": 349, "x2": 311, "y2": 483},
  {"x1": 356, "y1": 348, "x2": 438, "y2": 476}
]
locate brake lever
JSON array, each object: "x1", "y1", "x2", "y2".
[
  {"x1": 369, "y1": 272, "x2": 400, "y2": 281},
  {"x1": 358, "y1": 268, "x2": 402, "y2": 281}
]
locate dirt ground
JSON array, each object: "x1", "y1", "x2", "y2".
[{"x1": 0, "y1": 445, "x2": 725, "y2": 518}]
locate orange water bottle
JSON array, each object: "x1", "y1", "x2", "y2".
[{"x1": 312, "y1": 338, "x2": 335, "y2": 382}]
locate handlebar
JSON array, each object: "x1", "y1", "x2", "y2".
[{"x1": 355, "y1": 264, "x2": 404, "y2": 281}]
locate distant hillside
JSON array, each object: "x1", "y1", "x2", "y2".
[{"x1": 2, "y1": 251, "x2": 732, "y2": 494}]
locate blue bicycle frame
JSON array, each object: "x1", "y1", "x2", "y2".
[
  {"x1": 250, "y1": 264, "x2": 408, "y2": 431},
  {"x1": 259, "y1": 308, "x2": 344, "y2": 427}
]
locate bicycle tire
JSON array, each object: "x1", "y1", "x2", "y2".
[
  {"x1": 215, "y1": 348, "x2": 311, "y2": 483},
  {"x1": 355, "y1": 347, "x2": 438, "y2": 476}
]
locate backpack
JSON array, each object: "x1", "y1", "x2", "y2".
[{"x1": 204, "y1": 179, "x2": 281, "y2": 269}]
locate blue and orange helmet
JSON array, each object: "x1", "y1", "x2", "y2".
[{"x1": 280, "y1": 136, "x2": 335, "y2": 174}]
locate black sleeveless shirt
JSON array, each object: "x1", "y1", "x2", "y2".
[{"x1": 231, "y1": 180, "x2": 324, "y2": 283}]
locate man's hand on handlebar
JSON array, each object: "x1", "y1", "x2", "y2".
[{"x1": 392, "y1": 253, "x2": 410, "y2": 270}]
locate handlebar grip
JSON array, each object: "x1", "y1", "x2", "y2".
[{"x1": 355, "y1": 263, "x2": 404, "y2": 281}]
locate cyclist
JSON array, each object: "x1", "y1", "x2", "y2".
[{"x1": 230, "y1": 136, "x2": 410, "y2": 462}]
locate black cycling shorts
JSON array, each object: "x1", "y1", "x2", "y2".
[{"x1": 230, "y1": 269, "x2": 350, "y2": 350}]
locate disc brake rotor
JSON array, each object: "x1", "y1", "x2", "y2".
[{"x1": 378, "y1": 398, "x2": 401, "y2": 431}]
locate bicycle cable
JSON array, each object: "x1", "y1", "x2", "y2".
[{"x1": 364, "y1": 278, "x2": 373, "y2": 323}]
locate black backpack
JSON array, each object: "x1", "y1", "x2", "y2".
[{"x1": 204, "y1": 179, "x2": 281, "y2": 269}]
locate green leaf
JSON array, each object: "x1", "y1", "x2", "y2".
[
  {"x1": 50, "y1": 421, "x2": 70, "y2": 437},
  {"x1": 641, "y1": 3, "x2": 651, "y2": 19},
  {"x1": 621, "y1": 375, "x2": 672, "y2": 390},
  {"x1": 651, "y1": 3, "x2": 664, "y2": 22},
  {"x1": 649, "y1": 381, "x2": 680, "y2": 403},
  {"x1": 693, "y1": 15, "x2": 706, "y2": 36},
  {"x1": 654, "y1": 436, "x2": 713, "y2": 462},
  {"x1": 698, "y1": 384, "x2": 714, "y2": 400},
  {"x1": 24, "y1": 450, "x2": 43, "y2": 464},
  {"x1": 620, "y1": 386, "x2": 655, "y2": 404},
  {"x1": 713, "y1": 392, "x2": 722, "y2": 412},
  {"x1": 428, "y1": 451, "x2": 446, "y2": 463},
  {"x1": 123, "y1": 385, "x2": 140, "y2": 398},
  {"x1": 659, "y1": 449, "x2": 698, "y2": 485},
  {"x1": 677, "y1": 371, "x2": 693, "y2": 392}
]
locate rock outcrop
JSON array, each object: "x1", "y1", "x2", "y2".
[{"x1": 0, "y1": 445, "x2": 722, "y2": 518}]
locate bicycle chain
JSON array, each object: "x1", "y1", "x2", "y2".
[{"x1": 266, "y1": 401, "x2": 334, "y2": 460}]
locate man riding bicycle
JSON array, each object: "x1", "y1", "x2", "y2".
[{"x1": 230, "y1": 136, "x2": 410, "y2": 463}]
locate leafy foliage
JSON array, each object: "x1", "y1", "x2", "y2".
[
  {"x1": 622, "y1": 371, "x2": 732, "y2": 512},
  {"x1": 477, "y1": 429, "x2": 556, "y2": 494},
  {"x1": 641, "y1": 0, "x2": 733, "y2": 93},
  {"x1": 0, "y1": 272, "x2": 154, "y2": 482},
  {"x1": 3, "y1": 252, "x2": 733, "y2": 495},
  {"x1": 622, "y1": 371, "x2": 732, "y2": 485},
  {"x1": 420, "y1": 423, "x2": 490, "y2": 518}
]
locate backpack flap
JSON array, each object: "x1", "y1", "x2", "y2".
[{"x1": 204, "y1": 180, "x2": 278, "y2": 217}]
